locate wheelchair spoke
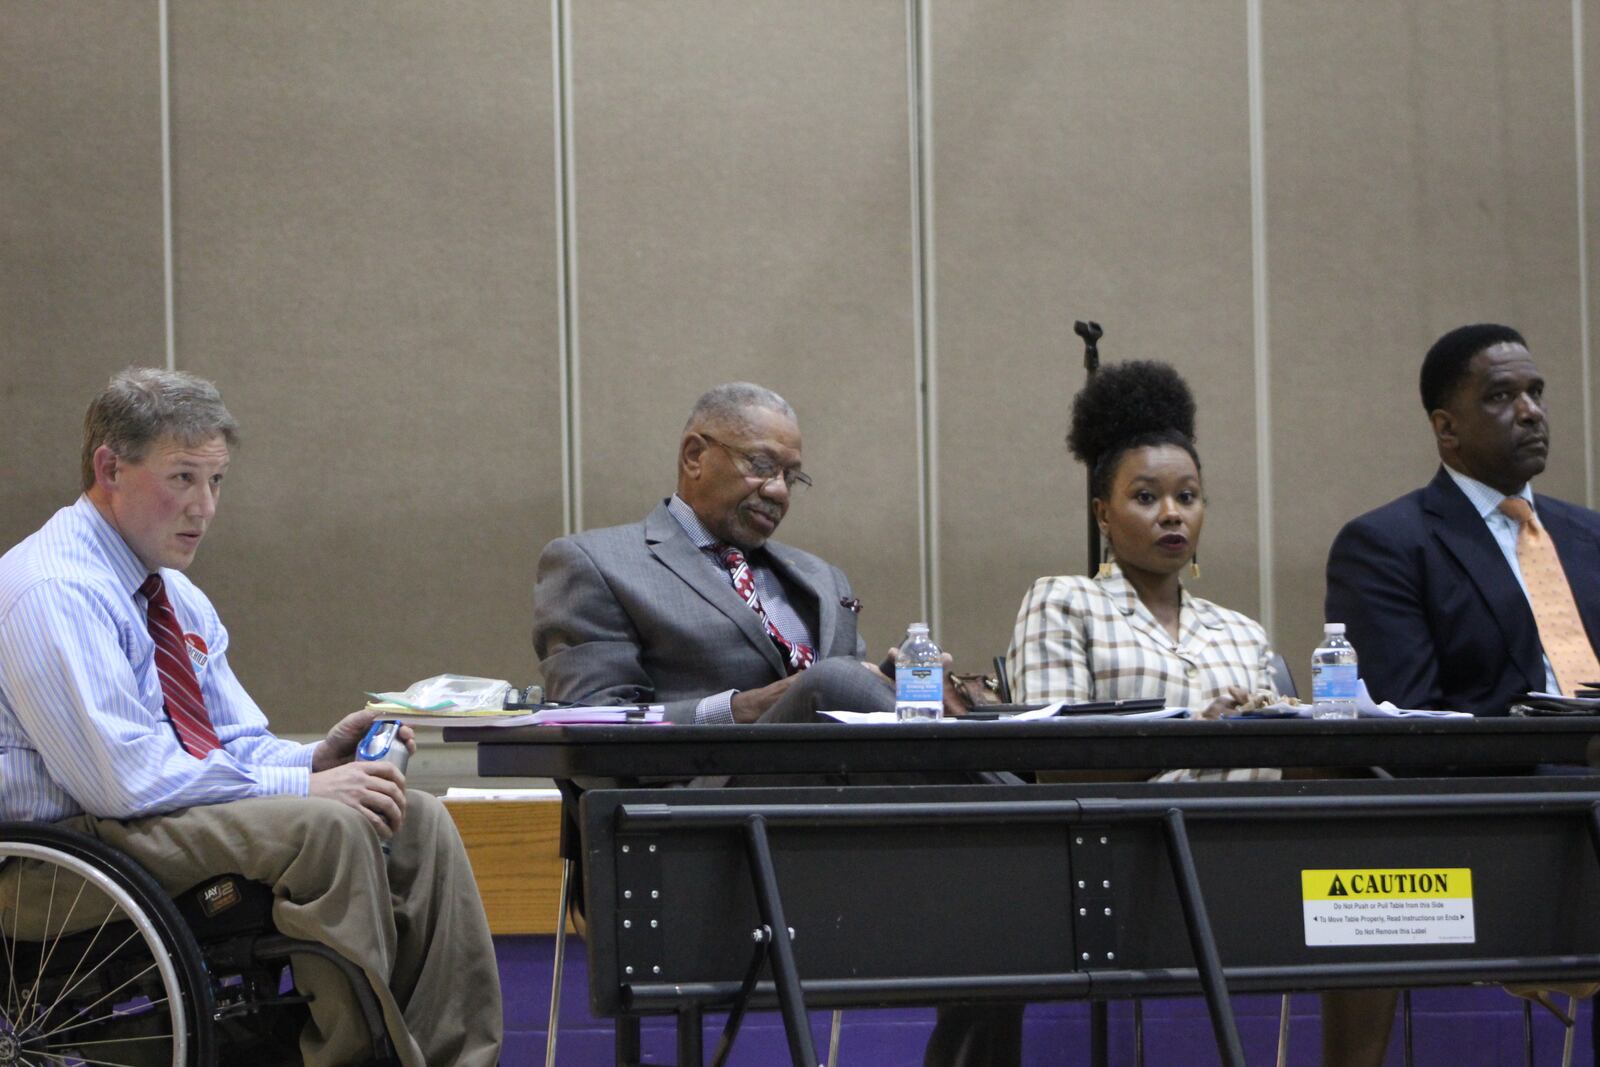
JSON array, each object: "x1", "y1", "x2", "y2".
[
  {"x1": 0, "y1": 858, "x2": 19, "y2": 1007},
  {"x1": 22, "y1": 916, "x2": 137, "y2": 1037},
  {"x1": 16, "y1": 862, "x2": 62, "y2": 1029},
  {"x1": 21, "y1": 1049, "x2": 113, "y2": 1066},
  {"x1": 15, "y1": 971, "x2": 175, "y2": 1067},
  {"x1": 36, "y1": 1033, "x2": 171, "y2": 1047},
  {"x1": 0, "y1": 833, "x2": 205, "y2": 1067},
  {"x1": 1, "y1": 863, "x2": 24, "y2": 1034},
  {"x1": 15, "y1": 1054, "x2": 79, "y2": 1067},
  {"x1": 27, "y1": 990, "x2": 171, "y2": 1044},
  {"x1": 21, "y1": 1046, "x2": 169, "y2": 1067},
  {"x1": 7, "y1": 857, "x2": 55, "y2": 1031},
  {"x1": 27, "y1": 958, "x2": 165, "y2": 1044},
  {"x1": 17, "y1": 868, "x2": 96, "y2": 1030},
  {"x1": 29, "y1": 915, "x2": 131, "y2": 1030}
]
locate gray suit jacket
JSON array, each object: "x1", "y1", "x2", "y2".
[{"x1": 533, "y1": 501, "x2": 867, "y2": 724}]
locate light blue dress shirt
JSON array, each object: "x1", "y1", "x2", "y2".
[
  {"x1": 0, "y1": 497, "x2": 313, "y2": 822},
  {"x1": 1442, "y1": 465, "x2": 1562, "y2": 693},
  {"x1": 666, "y1": 494, "x2": 817, "y2": 724}
]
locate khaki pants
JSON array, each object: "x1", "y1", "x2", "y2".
[{"x1": 60, "y1": 791, "x2": 501, "y2": 1067}]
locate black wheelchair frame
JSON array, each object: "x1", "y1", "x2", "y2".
[{"x1": 0, "y1": 821, "x2": 396, "y2": 1067}]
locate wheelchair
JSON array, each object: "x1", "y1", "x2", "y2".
[{"x1": 0, "y1": 821, "x2": 396, "y2": 1067}]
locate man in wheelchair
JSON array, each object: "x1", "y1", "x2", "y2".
[{"x1": 0, "y1": 368, "x2": 502, "y2": 1066}]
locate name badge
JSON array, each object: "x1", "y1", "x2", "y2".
[{"x1": 184, "y1": 632, "x2": 209, "y2": 672}]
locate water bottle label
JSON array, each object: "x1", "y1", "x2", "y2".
[
  {"x1": 1312, "y1": 664, "x2": 1359, "y2": 702},
  {"x1": 897, "y1": 666, "x2": 943, "y2": 703}
]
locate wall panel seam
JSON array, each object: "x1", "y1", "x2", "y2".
[
  {"x1": 552, "y1": 0, "x2": 582, "y2": 534},
  {"x1": 905, "y1": 0, "x2": 938, "y2": 632},
  {"x1": 159, "y1": 0, "x2": 176, "y2": 372},
  {"x1": 1247, "y1": 0, "x2": 1275, "y2": 634},
  {"x1": 1576, "y1": 0, "x2": 1595, "y2": 508}
]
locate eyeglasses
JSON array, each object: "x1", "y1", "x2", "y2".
[{"x1": 700, "y1": 433, "x2": 812, "y2": 494}]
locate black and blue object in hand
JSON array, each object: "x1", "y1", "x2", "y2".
[
  {"x1": 357, "y1": 718, "x2": 409, "y2": 854},
  {"x1": 357, "y1": 718, "x2": 410, "y2": 774}
]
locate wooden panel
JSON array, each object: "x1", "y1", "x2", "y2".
[{"x1": 444, "y1": 798, "x2": 570, "y2": 936}]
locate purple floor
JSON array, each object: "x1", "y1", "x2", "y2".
[{"x1": 497, "y1": 935, "x2": 1595, "y2": 1065}]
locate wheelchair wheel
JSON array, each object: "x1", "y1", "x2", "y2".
[{"x1": 0, "y1": 822, "x2": 215, "y2": 1067}]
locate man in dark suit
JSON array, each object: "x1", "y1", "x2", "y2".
[
  {"x1": 1326, "y1": 323, "x2": 1600, "y2": 716},
  {"x1": 1323, "y1": 330, "x2": 1600, "y2": 1065},
  {"x1": 534, "y1": 380, "x2": 889, "y2": 724}
]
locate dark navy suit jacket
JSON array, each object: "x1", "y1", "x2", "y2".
[{"x1": 1325, "y1": 467, "x2": 1600, "y2": 716}]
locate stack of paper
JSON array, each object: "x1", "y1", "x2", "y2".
[
  {"x1": 373, "y1": 705, "x2": 666, "y2": 728},
  {"x1": 819, "y1": 705, "x2": 1190, "y2": 724}
]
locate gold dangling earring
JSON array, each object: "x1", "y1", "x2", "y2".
[
  {"x1": 1189, "y1": 553, "x2": 1201, "y2": 580},
  {"x1": 1096, "y1": 535, "x2": 1115, "y2": 579}
]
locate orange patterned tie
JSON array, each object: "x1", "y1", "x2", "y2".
[{"x1": 1497, "y1": 497, "x2": 1600, "y2": 695}]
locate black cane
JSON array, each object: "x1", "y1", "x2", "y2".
[{"x1": 1075, "y1": 320, "x2": 1103, "y2": 576}]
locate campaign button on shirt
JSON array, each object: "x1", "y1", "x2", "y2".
[{"x1": 184, "y1": 632, "x2": 209, "y2": 672}]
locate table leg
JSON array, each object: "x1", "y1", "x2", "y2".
[
  {"x1": 544, "y1": 858, "x2": 573, "y2": 1067},
  {"x1": 743, "y1": 814, "x2": 822, "y2": 1067},
  {"x1": 1162, "y1": 808, "x2": 1245, "y2": 1067}
]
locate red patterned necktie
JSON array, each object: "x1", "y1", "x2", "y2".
[
  {"x1": 139, "y1": 574, "x2": 222, "y2": 758},
  {"x1": 714, "y1": 544, "x2": 816, "y2": 674}
]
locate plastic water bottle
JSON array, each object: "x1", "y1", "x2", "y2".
[
  {"x1": 1310, "y1": 623, "x2": 1359, "y2": 719},
  {"x1": 895, "y1": 623, "x2": 944, "y2": 721}
]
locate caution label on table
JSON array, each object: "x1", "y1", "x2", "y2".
[{"x1": 1301, "y1": 868, "x2": 1475, "y2": 946}]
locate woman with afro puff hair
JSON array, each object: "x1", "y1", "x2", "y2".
[
  {"x1": 1005, "y1": 360, "x2": 1280, "y2": 760},
  {"x1": 1004, "y1": 360, "x2": 1399, "y2": 1067}
]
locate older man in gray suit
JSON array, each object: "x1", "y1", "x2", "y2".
[
  {"x1": 534, "y1": 382, "x2": 1019, "y2": 1067},
  {"x1": 534, "y1": 382, "x2": 891, "y2": 723}
]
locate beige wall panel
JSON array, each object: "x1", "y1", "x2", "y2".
[
  {"x1": 572, "y1": 1, "x2": 921, "y2": 654},
  {"x1": 1265, "y1": 2, "x2": 1583, "y2": 679},
  {"x1": 169, "y1": 3, "x2": 559, "y2": 732},
  {"x1": 932, "y1": 2, "x2": 1258, "y2": 668},
  {"x1": 1, "y1": 5, "x2": 165, "y2": 549}
]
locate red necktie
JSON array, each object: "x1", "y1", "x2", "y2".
[
  {"x1": 715, "y1": 545, "x2": 816, "y2": 674},
  {"x1": 139, "y1": 574, "x2": 222, "y2": 758}
]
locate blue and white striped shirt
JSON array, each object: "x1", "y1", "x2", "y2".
[{"x1": 0, "y1": 497, "x2": 313, "y2": 822}]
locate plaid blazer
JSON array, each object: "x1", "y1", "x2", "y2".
[
  {"x1": 1006, "y1": 568, "x2": 1281, "y2": 783},
  {"x1": 1006, "y1": 568, "x2": 1278, "y2": 709}
]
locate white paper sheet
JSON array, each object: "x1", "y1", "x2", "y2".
[
  {"x1": 818, "y1": 704, "x2": 1191, "y2": 724},
  {"x1": 1355, "y1": 680, "x2": 1471, "y2": 718},
  {"x1": 396, "y1": 706, "x2": 666, "y2": 727}
]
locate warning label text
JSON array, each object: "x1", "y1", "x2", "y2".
[{"x1": 1301, "y1": 867, "x2": 1475, "y2": 946}]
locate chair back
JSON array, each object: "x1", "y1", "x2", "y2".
[{"x1": 1270, "y1": 652, "x2": 1298, "y2": 699}]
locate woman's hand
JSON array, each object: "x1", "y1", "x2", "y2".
[{"x1": 1198, "y1": 685, "x2": 1251, "y2": 720}]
